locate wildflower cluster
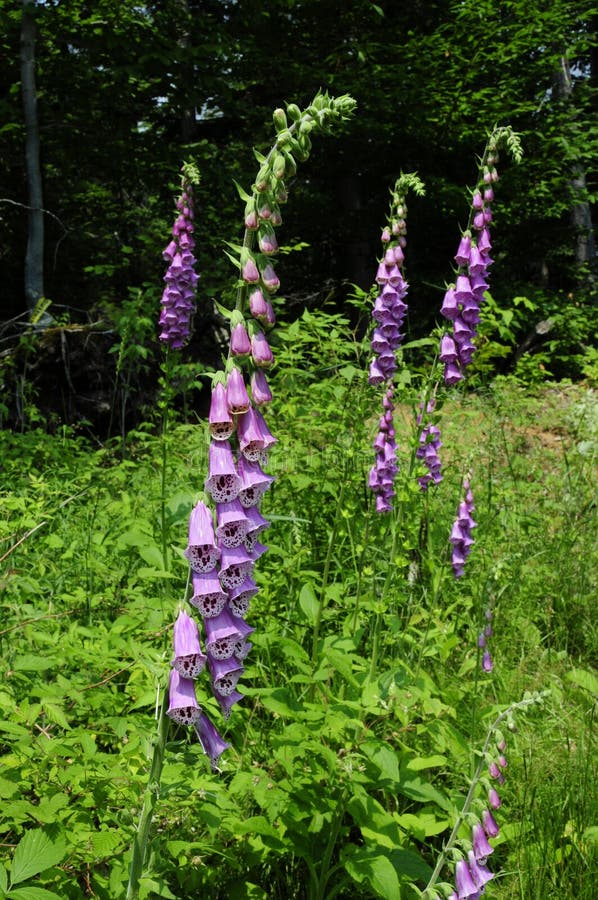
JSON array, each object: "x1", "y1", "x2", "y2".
[
  {"x1": 439, "y1": 127, "x2": 522, "y2": 385},
  {"x1": 159, "y1": 164, "x2": 200, "y2": 349},
  {"x1": 416, "y1": 398, "x2": 443, "y2": 490},
  {"x1": 165, "y1": 94, "x2": 356, "y2": 764},
  {"x1": 368, "y1": 174, "x2": 425, "y2": 511},
  {"x1": 449, "y1": 477, "x2": 477, "y2": 577}
]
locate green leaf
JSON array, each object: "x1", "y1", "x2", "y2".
[
  {"x1": 12, "y1": 656, "x2": 54, "y2": 672},
  {"x1": 344, "y1": 850, "x2": 401, "y2": 899},
  {"x1": 298, "y1": 583, "x2": 319, "y2": 626},
  {"x1": 565, "y1": 668, "x2": 598, "y2": 697},
  {"x1": 7, "y1": 889, "x2": 64, "y2": 900},
  {"x1": 10, "y1": 830, "x2": 66, "y2": 885},
  {"x1": 0, "y1": 864, "x2": 7, "y2": 894}
]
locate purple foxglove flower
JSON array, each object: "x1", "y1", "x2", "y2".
[
  {"x1": 455, "y1": 234, "x2": 472, "y2": 266},
  {"x1": 216, "y1": 498, "x2": 251, "y2": 548},
  {"x1": 237, "y1": 407, "x2": 265, "y2": 461},
  {"x1": 483, "y1": 808, "x2": 500, "y2": 838},
  {"x1": 440, "y1": 286, "x2": 459, "y2": 320},
  {"x1": 381, "y1": 226, "x2": 391, "y2": 242},
  {"x1": 218, "y1": 543, "x2": 253, "y2": 590},
  {"x1": 473, "y1": 211, "x2": 485, "y2": 230},
  {"x1": 498, "y1": 754, "x2": 507, "y2": 768},
  {"x1": 489, "y1": 761, "x2": 502, "y2": 780},
  {"x1": 251, "y1": 331, "x2": 274, "y2": 368},
  {"x1": 204, "y1": 606, "x2": 243, "y2": 659},
  {"x1": 264, "y1": 300, "x2": 276, "y2": 327},
  {"x1": 205, "y1": 441, "x2": 241, "y2": 503},
  {"x1": 209, "y1": 654, "x2": 244, "y2": 696},
  {"x1": 237, "y1": 456, "x2": 274, "y2": 508},
  {"x1": 484, "y1": 187, "x2": 494, "y2": 202},
  {"x1": 368, "y1": 358, "x2": 386, "y2": 385},
  {"x1": 217, "y1": 688, "x2": 244, "y2": 719},
  {"x1": 472, "y1": 823, "x2": 494, "y2": 862},
  {"x1": 167, "y1": 668, "x2": 201, "y2": 726},
  {"x1": 194, "y1": 712, "x2": 230, "y2": 767},
  {"x1": 468, "y1": 245, "x2": 486, "y2": 275},
  {"x1": 488, "y1": 787, "x2": 501, "y2": 809},
  {"x1": 190, "y1": 571, "x2": 227, "y2": 618},
  {"x1": 249, "y1": 539, "x2": 268, "y2": 563},
  {"x1": 454, "y1": 859, "x2": 478, "y2": 899},
  {"x1": 249, "y1": 288, "x2": 269, "y2": 323},
  {"x1": 454, "y1": 274, "x2": 474, "y2": 304},
  {"x1": 244, "y1": 209, "x2": 259, "y2": 230},
  {"x1": 477, "y1": 227, "x2": 492, "y2": 255},
  {"x1": 482, "y1": 650, "x2": 493, "y2": 672},
  {"x1": 472, "y1": 190, "x2": 484, "y2": 210},
  {"x1": 229, "y1": 575, "x2": 259, "y2": 617},
  {"x1": 440, "y1": 334, "x2": 458, "y2": 362},
  {"x1": 242, "y1": 256, "x2": 260, "y2": 283},
  {"x1": 477, "y1": 632, "x2": 486, "y2": 648},
  {"x1": 261, "y1": 262, "x2": 280, "y2": 292},
  {"x1": 226, "y1": 367, "x2": 251, "y2": 415},
  {"x1": 232, "y1": 617, "x2": 254, "y2": 660},
  {"x1": 172, "y1": 609, "x2": 206, "y2": 678},
  {"x1": 230, "y1": 322, "x2": 252, "y2": 357},
  {"x1": 253, "y1": 408, "x2": 276, "y2": 451},
  {"x1": 444, "y1": 361, "x2": 463, "y2": 385},
  {"x1": 467, "y1": 851, "x2": 494, "y2": 889},
  {"x1": 184, "y1": 501, "x2": 220, "y2": 573},
  {"x1": 250, "y1": 368, "x2": 273, "y2": 406},
  {"x1": 209, "y1": 381, "x2": 235, "y2": 441}
]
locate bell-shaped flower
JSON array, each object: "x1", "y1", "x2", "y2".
[
  {"x1": 260, "y1": 262, "x2": 280, "y2": 292},
  {"x1": 216, "y1": 498, "x2": 251, "y2": 548},
  {"x1": 454, "y1": 859, "x2": 478, "y2": 899},
  {"x1": 230, "y1": 322, "x2": 252, "y2": 357},
  {"x1": 218, "y1": 544, "x2": 253, "y2": 590},
  {"x1": 226, "y1": 367, "x2": 251, "y2": 415},
  {"x1": 209, "y1": 380, "x2": 235, "y2": 441},
  {"x1": 471, "y1": 823, "x2": 494, "y2": 863},
  {"x1": 204, "y1": 606, "x2": 243, "y2": 659},
  {"x1": 488, "y1": 787, "x2": 501, "y2": 809},
  {"x1": 454, "y1": 233, "x2": 472, "y2": 266},
  {"x1": 190, "y1": 571, "x2": 227, "y2": 618},
  {"x1": 237, "y1": 407, "x2": 265, "y2": 461},
  {"x1": 205, "y1": 441, "x2": 241, "y2": 503},
  {"x1": 209, "y1": 654, "x2": 244, "y2": 697},
  {"x1": 483, "y1": 808, "x2": 500, "y2": 838},
  {"x1": 172, "y1": 609, "x2": 206, "y2": 678},
  {"x1": 251, "y1": 330, "x2": 274, "y2": 368},
  {"x1": 194, "y1": 712, "x2": 230, "y2": 768},
  {"x1": 467, "y1": 851, "x2": 494, "y2": 890},
  {"x1": 167, "y1": 668, "x2": 201, "y2": 726},
  {"x1": 217, "y1": 688, "x2": 244, "y2": 720},
  {"x1": 229, "y1": 575, "x2": 259, "y2": 617},
  {"x1": 249, "y1": 288, "x2": 269, "y2": 323},
  {"x1": 250, "y1": 368, "x2": 273, "y2": 406},
  {"x1": 184, "y1": 501, "x2": 220, "y2": 573},
  {"x1": 237, "y1": 457, "x2": 274, "y2": 508}
]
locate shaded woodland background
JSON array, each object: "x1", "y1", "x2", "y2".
[{"x1": 1, "y1": 0, "x2": 597, "y2": 431}]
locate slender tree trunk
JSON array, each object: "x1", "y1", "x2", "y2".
[
  {"x1": 20, "y1": 0, "x2": 45, "y2": 314},
  {"x1": 556, "y1": 53, "x2": 597, "y2": 282}
]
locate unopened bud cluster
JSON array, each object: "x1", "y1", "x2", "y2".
[{"x1": 159, "y1": 167, "x2": 200, "y2": 349}]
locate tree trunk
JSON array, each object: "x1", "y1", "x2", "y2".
[
  {"x1": 556, "y1": 53, "x2": 597, "y2": 282},
  {"x1": 20, "y1": 0, "x2": 45, "y2": 314}
]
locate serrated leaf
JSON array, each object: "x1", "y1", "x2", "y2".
[{"x1": 10, "y1": 829, "x2": 66, "y2": 885}]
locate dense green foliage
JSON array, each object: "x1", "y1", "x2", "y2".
[{"x1": 1, "y1": 305, "x2": 596, "y2": 896}]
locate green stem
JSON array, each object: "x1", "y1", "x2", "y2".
[
  {"x1": 311, "y1": 481, "x2": 346, "y2": 666},
  {"x1": 126, "y1": 687, "x2": 170, "y2": 900},
  {"x1": 313, "y1": 788, "x2": 348, "y2": 900},
  {"x1": 423, "y1": 694, "x2": 545, "y2": 895}
]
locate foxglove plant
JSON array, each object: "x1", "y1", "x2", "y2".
[
  {"x1": 422, "y1": 692, "x2": 547, "y2": 900},
  {"x1": 416, "y1": 398, "x2": 443, "y2": 490},
  {"x1": 159, "y1": 163, "x2": 200, "y2": 350},
  {"x1": 439, "y1": 126, "x2": 523, "y2": 385},
  {"x1": 368, "y1": 174, "x2": 425, "y2": 510},
  {"x1": 127, "y1": 95, "x2": 356, "y2": 900},
  {"x1": 450, "y1": 477, "x2": 477, "y2": 577}
]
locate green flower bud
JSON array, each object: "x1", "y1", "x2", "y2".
[
  {"x1": 272, "y1": 152, "x2": 286, "y2": 180},
  {"x1": 275, "y1": 129, "x2": 293, "y2": 148},
  {"x1": 282, "y1": 150, "x2": 297, "y2": 177},
  {"x1": 273, "y1": 108, "x2": 287, "y2": 132},
  {"x1": 254, "y1": 163, "x2": 272, "y2": 193},
  {"x1": 286, "y1": 103, "x2": 301, "y2": 122}
]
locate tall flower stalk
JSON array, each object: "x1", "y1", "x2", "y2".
[
  {"x1": 126, "y1": 94, "x2": 355, "y2": 900},
  {"x1": 438, "y1": 126, "x2": 523, "y2": 385},
  {"x1": 368, "y1": 173, "x2": 425, "y2": 512}
]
